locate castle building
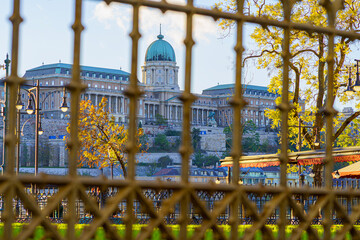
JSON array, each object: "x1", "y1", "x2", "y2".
[{"x1": 12, "y1": 32, "x2": 278, "y2": 130}]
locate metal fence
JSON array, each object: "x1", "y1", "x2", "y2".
[
  {"x1": 3, "y1": 182, "x2": 360, "y2": 226},
  {"x1": 3, "y1": 0, "x2": 360, "y2": 239}
]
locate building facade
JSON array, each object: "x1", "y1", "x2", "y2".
[
  {"x1": 14, "y1": 33, "x2": 277, "y2": 131},
  {"x1": 0, "y1": 32, "x2": 284, "y2": 169}
]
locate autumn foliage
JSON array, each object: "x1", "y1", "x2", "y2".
[
  {"x1": 216, "y1": 0, "x2": 360, "y2": 149},
  {"x1": 67, "y1": 97, "x2": 143, "y2": 177}
]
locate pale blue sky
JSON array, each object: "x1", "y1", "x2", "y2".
[
  {"x1": 0, "y1": 0, "x2": 268, "y2": 94},
  {"x1": 1, "y1": 0, "x2": 357, "y2": 113}
]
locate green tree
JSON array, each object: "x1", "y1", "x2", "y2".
[
  {"x1": 193, "y1": 153, "x2": 220, "y2": 168},
  {"x1": 203, "y1": 155, "x2": 220, "y2": 167},
  {"x1": 154, "y1": 134, "x2": 170, "y2": 151},
  {"x1": 20, "y1": 143, "x2": 29, "y2": 167},
  {"x1": 243, "y1": 132, "x2": 261, "y2": 152},
  {"x1": 224, "y1": 120, "x2": 257, "y2": 150},
  {"x1": 193, "y1": 152, "x2": 205, "y2": 168},
  {"x1": 164, "y1": 129, "x2": 181, "y2": 136},
  {"x1": 67, "y1": 97, "x2": 144, "y2": 177},
  {"x1": 155, "y1": 114, "x2": 167, "y2": 126},
  {"x1": 39, "y1": 140, "x2": 50, "y2": 167},
  {"x1": 145, "y1": 163, "x2": 158, "y2": 176},
  {"x1": 139, "y1": 133, "x2": 150, "y2": 151},
  {"x1": 158, "y1": 155, "x2": 173, "y2": 168},
  {"x1": 191, "y1": 128, "x2": 201, "y2": 152}
]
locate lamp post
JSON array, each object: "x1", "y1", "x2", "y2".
[
  {"x1": 15, "y1": 91, "x2": 23, "y2": 175},
  {"x1": 290, "y1": 114, "x2": 320, "y2": 186},
  {"x1": 0, "y1": 54, "x2": 10, "y2": 174},
  {"x1": 345, "y1": 60, "x2": 360, "y2": 96},
  {"x1": 24, "y1": 79, "x2": 68, "y2": 176}
]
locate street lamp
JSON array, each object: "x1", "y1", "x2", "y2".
[
  {"x1": 345, "y1": 60, "x2": 360, "y2": 96},
  {"x1": 16, "y1": 94, "x2": 23, "y2": 110},
  {"x1": 60, "y1": 88, "x2": 69, "y2": 113},
  {"x1": 292, "y1": 115, "x2": 321, "y2": 185},
  {"x1": 215, "y1": 177, "x2": 221, "y2": 184},
  {"x1": 0, "y1": 54, "x2": 10, "y2": 174},
  {"x1": 23, "y1": 79, "x2": 68, "y2": 176},
  {"x1": 26, "y1": 97, "x2": 34, "y2": 115},
  {"x1": 345, "y1": 67, "x2": 355, "y2": 96},
  {"x1": 38, "y1": 121, "x2": 44, "y2": 135},
  {"x1": 353, "y1": 60, "x2": 360, "y2": 91}
]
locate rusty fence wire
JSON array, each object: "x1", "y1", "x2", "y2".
[{"x1": 3, "y1": 0, "x2": 360, "y2": 239}]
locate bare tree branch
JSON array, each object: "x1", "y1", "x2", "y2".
[
  {"x1": 334, "y1": 111, "x2": 360, "y2": 140},
  {"x1": 242, "y1": 49, "x2": 280, "y2": 66}
]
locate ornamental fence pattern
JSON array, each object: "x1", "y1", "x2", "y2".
[
  {"x1": 3, "y1": 0, "x2": 360, "y2": 239},
  {"x1": 3, "y1": 183, "x2": 360, "y2": 226}
]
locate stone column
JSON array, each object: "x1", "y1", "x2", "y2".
[
  {"x1": 126, "y1": 98, "x2": 129, "y2": 114},
  {"x1": 144, "y1": 104, "x2": 146, "y2": 119},
  {"x1": 168, "y1": 105, "x2": 171, "y2": 120},
  {"x1": 153, "y1": 104, "x2": 155, "y2": 119},
  {"x1": 175, "y1": 105, "x2": 178, "y2": 121},
  {"x1": 195, "y1": 108, "x2": 197, "y2": 124},
  {"x1": 204, "y1": 110, "x2": 207, "y2": 125},
  {"x1": 147, "y1": 104, "x2": 150, "y2": 119},
  {"x1": 95, "y1": 94, "x2": 98, "y2": 106},
  {"x1": 109, "y1": 95, "x2": 112, "y2": 113}
]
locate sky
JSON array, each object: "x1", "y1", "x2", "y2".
[
  {"x1": 0, "y1": 0, "x2": 358, "y2": 112},
  {"x1": 0, "y1": 0, "x2": 268, "y2": 94}
]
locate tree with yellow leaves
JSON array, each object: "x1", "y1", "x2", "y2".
[
  {"x1": 68, "y1": 97, "x2": 143, "y2": 177},
  {"x1": 216, "y1": 0, "x2": 360, "y2": 147},
  {"x1": 216, "y1": 0, "x2": 360, "y2": 180}
]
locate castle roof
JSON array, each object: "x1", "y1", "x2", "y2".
[
  {"x1": 145, "y1": 34, "x2": 176, "y2": 62},
  {"x1": 23, "y1": 63, "x2": 130, "y2": 78},
  {"x1": 203, "y1": 84, "x2": 268, "y2": 92}
]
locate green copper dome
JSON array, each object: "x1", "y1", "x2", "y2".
[{"x1": 145, "y1": 34, "x2": 176, "y2": 62}]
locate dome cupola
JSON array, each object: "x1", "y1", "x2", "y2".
[{"x1": 145, "y1": 34, "x2": 176, "y2": 62}]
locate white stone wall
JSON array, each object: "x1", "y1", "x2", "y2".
[
  {"x1": 200, "y1": 134, "x2": 226, "y2": 152},
  {"x1": 136, "y1": 153, "x2": 182, "y2": 164}
]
